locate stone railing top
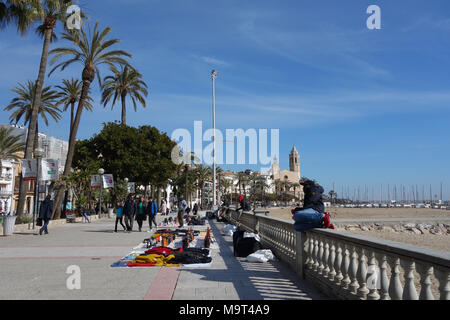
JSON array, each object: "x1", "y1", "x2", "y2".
[{"x1": 310, "y1": 228, "x2": 450, "y2": 269}]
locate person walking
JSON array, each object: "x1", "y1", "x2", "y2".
[
  {"x1": 39, "y1": 195, "x2": 53, "y2": 235},
  {"x1": 123, "y1": 194, "x2": 137, "y2": 232},
  {"x1": 114, "y1": 200, "x2": 126, "y2": 232},
  {"x1": 178, "y1": 198, "x2": 188, "y2": 227},
  {"x1": 79, "y1": 204, "x2": 90, "y2": 223},
  {"x1": 136, "y1": 196, "x2": 147, "y2": 232},
  {"x1": 160, "y1": 200, "x2": 167, "y2": 216},
  {"x1": 146, "y1": 196, "x2": 158, "y2": 232},
  {"x1": 193, "y1": 203, "x2": 199, "y2": 215}
]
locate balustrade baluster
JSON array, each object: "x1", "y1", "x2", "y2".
[
  {"x1": 329, "y1": 240, "x2": 337, "y2": 281},
  {"x1": 367, "y1": 250, "x2": 380, "y2": 300},
  {"x1": 435, "y1": 268, "x2": 450, "y2": 300},
  {"x1": 401, "y1": 260, "x2": 418, "y2": 300},
  {"x1": 318, "y1": 236, "x2": 325, "y2": 274},
  {"x1": 307, "y1": 236, "x2": 314, "y2": 270},
  {"x1": 376, "y1": 253, "x2": 390, "y2": 300},
  {"x1": 388, "y1": 256, "x2": 403, "y2": 300},
  {"x1": 416, "y1": 263, "x2": 434, "y2": 300},
  {"x1": 334, "y1": 242, "x2": 343, "y2": 286},
  {"x1": 357, "y1": 247, "x2": 369, "y2": 299},
  {"x1": 349, "y1": 246, "x2": 360, "y2": 295},
  {"x1": 342, "y1": 244, "x2": 351, "y2": 290},
  {"x1": 323, "y1": 240, "x2": 330, "y2": 277},
  {"x1": 313, "y1": 236, "x2": 320, "y2": 272}
]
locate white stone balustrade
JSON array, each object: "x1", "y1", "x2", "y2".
[{"x1": 226, "y1": 209, "x2": 450, "y2": 300}]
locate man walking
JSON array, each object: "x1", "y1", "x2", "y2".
[
  {"x1": 39, "y1": 195, "x2": 53, "y2": 235},
  {"x1": 123, "y1": 194, "x2": 137, "y2": 232},
  {"x1": 147, "y1": 196, "x2": 158, "y2": 232}
]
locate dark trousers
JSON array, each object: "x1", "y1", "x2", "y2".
[
  {"x1": 125, "y1": 214, "x2": 134, "y2": 231},
  {"x1": 137, "y1": 219, "x2": 144, "y2": 231},
  {"x1": 115, "y1": 217, "x2": 126, "y2": 231},
  {"x1": 178, "y1": 210, "x2": 184, "y2": 227},
  {"x1": 148, "y1": 215, "x2": 157, "y2": 229},
  {"x1": 39, "y1": 219, "x2": 50, "y2": 234}
]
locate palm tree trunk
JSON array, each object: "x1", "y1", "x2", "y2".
[
  {"x1": 33, "y1": 120, "x2": 39, "y2": 153},
  {"x1": 16, "y1": 23, "x2": 54, "y2": 218},
  {"x1": 121, "y1": 93, "x2": 126, "y2": 125},
  {"x1": 70, "y1": 101, "x2": 75, "y2": 137},
  {"x1": 53, "y1": 75, "x2": 92, "y2": 219}
]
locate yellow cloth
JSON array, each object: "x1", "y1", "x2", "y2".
[{"x1": 134, "y1": 254, "x2": 180, "y2": 267}]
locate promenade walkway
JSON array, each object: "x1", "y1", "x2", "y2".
[{"x1": 0, "y1": 213, "x2": 326, "y2": 300}]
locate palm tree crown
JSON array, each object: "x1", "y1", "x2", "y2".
[
  {"x1": 4, "y1": 80, "x2": 62, "y2": 126},
  {"x1": 0, "y1": 126, "x2": 25, "y2": 171},
  {"x1": 101, "y1": 64, "x2": 148, "y2": 125}
]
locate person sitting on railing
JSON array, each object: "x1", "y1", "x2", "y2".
[
  {"x1": 237, "y1": 195, "x2": 251, "y2": 212},
  {"x1": 291, "y1": 179, "x2": 334, "y2": 231}
]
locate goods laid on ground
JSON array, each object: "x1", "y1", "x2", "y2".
[{"x1": 111, "y1": 227, "x2": 217, "y2": 268}]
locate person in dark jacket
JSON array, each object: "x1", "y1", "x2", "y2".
[
  {"x1": 146, "y1": 196, "x2": 158, "y2": 231},
  {"x1": 123, "y1": 194, "x2": 137, "y2": 232},
  {"x1": 39, "y1": 195, "x2": 53, "y2": 235},
  {"x1": 237, "y1": 195, "x2": 251, "y2": 212},
  {"x1": 300, "y1": 179, "x2": 325, "y2": 213},
  {"x1": 136, "y1": 196, "x2": 147, "y2": 232},
  {"x1": 193, "y1": 203, "x2": 199, "y2": 215}
]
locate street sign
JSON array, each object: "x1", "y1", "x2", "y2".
[
  {"x1": 21, "y1": 159, "x2": 37, "y2": 181},
  {"x1": 90, "y1": 175, "x2": 101, "y2": 189},
  {"x1": 91, "y1": 174, "x2": 114, "y2": 189},
  {"x1": 41, "y1": 159, "x2": 59, "y2": 181},
  {"x1": 102, "y1": 174, "x2": 114, "y2": 188}
]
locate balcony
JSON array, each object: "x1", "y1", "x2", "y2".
[
  {"x1": 0, "y1": 174, "x2": 13, "y2": 181},
  {"x1": 0, "y1": 190, "x2": 12, "y2": 197}
]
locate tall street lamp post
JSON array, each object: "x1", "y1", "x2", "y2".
[
  {"x1": 98, "y1": 168, "x2": 104, "y2": 218},
  {"x1": 211, "y1": 70, "x2": 218, "y2": 209},
  {"x1": 33, "y1": 147, "x2": 44, "y2": 229}
]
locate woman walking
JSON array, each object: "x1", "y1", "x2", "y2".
[
  {"x1": 39, "y1": 195, "x2": 53, "y2": 235},
  {"x1": 114, "y1": 201, "x2": 126, "y2": 232},
  {"x1": 160, "y1": 200, "x2": 167, "y2": 216},
  {"x1": 136, "y1": 196, "x2": 147, "y2": 232}
]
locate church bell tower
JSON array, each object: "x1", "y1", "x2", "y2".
[{"x1": 289, "y1": 145, "x2": 300, "y2": 179}]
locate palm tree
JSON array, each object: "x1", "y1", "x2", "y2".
[
  {"x1": 195, "y1": 164, "x2": 212, "y2": 208},
  {"x1": 0, "y1": 0, "x2": 39, "y2": 35},
  {"x1": 48, "y1": 22, "x2": 132, "y2": 218},
  {"x1": 14, "y1": 0, "x2": 81, "y2": 218},
  {"x1": 0, "y1": 126, "x2": 25, "y2": 173},
  {"x1": 55, "y1": 78, "x2": 93, "y2": 136},
  {"x1": 5, "y1": 81, "x2": 62, "y2": 149},
  {"x1": 101, "y1": 64, "x2": 148, "y2": 125},
  {"x1": 292, "y1": 182, "x2": 300, "y2": 203},
  {"x1": 329, "y1": 190, "x2": 336, "y2": 205}
]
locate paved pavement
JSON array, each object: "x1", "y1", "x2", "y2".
[{"x1": 0, "y1": 212, "x2": 326, "y2": 300}]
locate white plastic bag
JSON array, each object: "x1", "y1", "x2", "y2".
[
  {"x1": 246, "y1": 249, "x2": 275, "y2": 263},
  {"x1": 247, "y1": 253, "x2": 269, "y2": 263},
  {"x1": 223, "y1": 224, "x2": 236, "y2": 236},
  {"x1": 243, "y1": 232, "x2": 260, "y2": 242}
]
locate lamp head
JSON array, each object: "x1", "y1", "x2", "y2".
[
  {"x1": 211, "y1": 69, "x2": 218, "y2": 79},
  {"x1": 34, "y1": 147, "x2": 44, "y2": 158},
  {"x1": 98, "y1": 168, "x2": 105, "y2": 175}
]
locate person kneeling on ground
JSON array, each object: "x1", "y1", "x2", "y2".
[{"x1": 291, "y1": 179, "x2": 334, "y2": 232}]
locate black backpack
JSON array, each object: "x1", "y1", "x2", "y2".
[{"x1": 234, "y1": 237, "x2": 261, "y2": 257}]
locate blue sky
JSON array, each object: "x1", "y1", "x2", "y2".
[{"x1": 0, "y1": 0, "x2": 449, "y2": 199}]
